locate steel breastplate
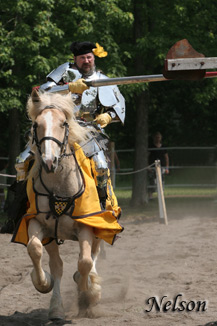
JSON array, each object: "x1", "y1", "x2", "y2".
[
  {"x1": 80, "y1": 71, "x2": 119, "y2": 115},
  {"x1": 80, "y1": 72, "x2": 100, "y2": 115}
]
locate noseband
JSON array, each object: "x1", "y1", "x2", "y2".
[{"x1": 32, "y1": 106, "x2": 70, "y2": 159}]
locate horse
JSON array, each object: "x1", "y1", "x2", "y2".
[{"x1": 14, "y1": 89, "x2": 120, "y2": 320}]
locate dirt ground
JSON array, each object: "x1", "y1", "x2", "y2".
[{"x1": 1, "y1": 198, "x2": 217, "y2": 326}]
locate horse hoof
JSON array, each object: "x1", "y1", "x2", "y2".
[
  {"x1": 73, "y1": 270, "x2": 91, "y2": 287},
  {"x1": 73, "y1": 271, "x2": 80, "y2": 284},
  {"x1": 31, "y1": 270, "x2": 54, "y2": 293}
]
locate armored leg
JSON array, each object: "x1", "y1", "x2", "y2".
[
  {"x1": 79, "y1": 134, "x2": 109, "y2": 209},
  {"x1": 92, "y1": 150, "x2": 108, "y2": 209}
]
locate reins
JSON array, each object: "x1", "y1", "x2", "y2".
[{"x1": 32, "y1": 106, "x2": 85, "y2": 245}]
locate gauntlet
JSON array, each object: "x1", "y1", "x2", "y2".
[
  {"x1": 68, "y1": 79, "x2": 89, "y2": 94},
  {"x1": 94, "y1": 113, "x2": 112, "y2": 128}
]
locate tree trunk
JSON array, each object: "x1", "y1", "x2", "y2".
[
  {"x1": 131, "y1": 1, "x2": 149, "y2": 206},
  {"x1": 131, "y1": 91, "x2": 149, "y2": 206}
]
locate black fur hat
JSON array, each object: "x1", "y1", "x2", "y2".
[{"x1": 69, "y1": 41, "x2": 96, "y2": 56}]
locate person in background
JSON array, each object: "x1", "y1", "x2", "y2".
[{"x1": 148, "y1": 131, "x2": 169, "y2": 199}]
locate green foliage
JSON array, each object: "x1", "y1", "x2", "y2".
[
  {"x1": 133, "y1": 0, "x2": 217, "y2": 147},
  {"x1": 0, "y1": 0, "x2": 64, "y2": 91},
  {"x1": 53, "y1": 0, "x2": 133, "y2": 76}
]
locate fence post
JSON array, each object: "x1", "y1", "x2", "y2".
[{"x1": 155, "y1": 160, "x2": 168, "y2": 225}]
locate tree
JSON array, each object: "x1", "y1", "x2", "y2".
[
  {"x1": 130, "y1": 1, "x2": 150, "y2": 205},
  {"x1": 0, "y1": 0, "x2": 64, "y2": 206}
]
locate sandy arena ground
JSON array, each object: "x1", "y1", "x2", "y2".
[{"x1": 1, "y1": 198, "x2": 217, "y2": 326}]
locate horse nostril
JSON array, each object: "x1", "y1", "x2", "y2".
[{"x1": 45, "y1": 159, "x2": 53, "y2": 171}]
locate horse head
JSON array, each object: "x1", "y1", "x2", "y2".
[
  {"x1": 28, "y1": 90, "x2": 82, "y2": 173},
  {"x1": 34, "y1": 108, "x2": 69, "y2": 172}
]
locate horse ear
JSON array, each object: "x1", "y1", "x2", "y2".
[{"x1": 31, "y1": 89, "x2": 41, "y2": 103}]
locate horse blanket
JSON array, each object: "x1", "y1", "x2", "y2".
[{"x1": 12, "y1": 143, "x2": 123, "y2": 246}]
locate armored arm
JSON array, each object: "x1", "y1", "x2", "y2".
[
  {"x1": 39, "y1": 62, "x2": 70, "y2": 92},
  {"x1": 39, "y1": 62, "x2": 82, "y2": 93}
]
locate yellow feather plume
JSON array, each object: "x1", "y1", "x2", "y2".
[{"x1": 92, "y1": 43, "x2": 108, "y2": 58}]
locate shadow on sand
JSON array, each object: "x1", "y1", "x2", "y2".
[{"x1": 0, "y1": 309, "x2": 73, "y2": 326}]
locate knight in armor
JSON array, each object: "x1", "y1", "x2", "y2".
[
  {"x1": 39, "y1": 41, "x2": 125, "y2": 208},
  {"x1": 0, "y1": 41, "x2": 125, "y2": 233}
]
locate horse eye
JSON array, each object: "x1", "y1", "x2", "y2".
[{"x1": 33, "y1": 122, "x2": 38, "y2": 129}]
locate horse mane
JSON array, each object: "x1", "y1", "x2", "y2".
[
  {"x1": 27, "y1": 91, "x2": 89, "y2": 146},
  {"x1": 27, "y1": 91, "x2": 90, "y2": 179}
]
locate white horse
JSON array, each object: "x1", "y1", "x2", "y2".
[{"x1": 23, "y1": 90, "x2": 104, "y2": 320}]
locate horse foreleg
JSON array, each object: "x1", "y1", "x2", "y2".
[
  {"x1": 91, "y1": 238, "x2": 101, "y2": 274},
  {"x1": 77, "y1": 225, "x2": 93, "y2": 292},
  {"x1": 75, "y1": 226, "x2": 101, "y2": 313},
  {"x1": 90, "y1": 238, "x2": 102, "y2": 300},
  {"x1": 45, "y1": 241, "x2": 65, "y2": 320},
  {"x1": 99, "y1": 240, "x2": 106, "y2": 259},
  {"x1": 27, "y1": 219, "x2": 54, "y2": 294}
]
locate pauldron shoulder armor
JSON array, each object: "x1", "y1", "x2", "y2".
[{"x1": 40, "y1": 63, "x2": 81, "y2": 91}]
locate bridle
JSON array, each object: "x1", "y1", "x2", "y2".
[
  {"x1": 32, "y1": 106, "x2": 70, "y2": 160},
  {"x1": 31, "y1": 105, "x2": 85, "y2": 245}
]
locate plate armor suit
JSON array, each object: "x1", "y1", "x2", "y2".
[{"x1": 16, "y1": 62, "x2": 125, "y2": 207}]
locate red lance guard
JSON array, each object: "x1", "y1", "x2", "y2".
[{"x1": 163, "y1": 39, "x2": 206, "y2": 80}]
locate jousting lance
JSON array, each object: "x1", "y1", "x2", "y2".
[
  {"x1": 85, "y1": 71, "x2": 217, "y2": 87},
  {"x1": 47, "y1": 39, "x2": 217, "y2": 93},
  {"x1": 85, "y1": 39, "x2": 217, "y2": 87}
]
